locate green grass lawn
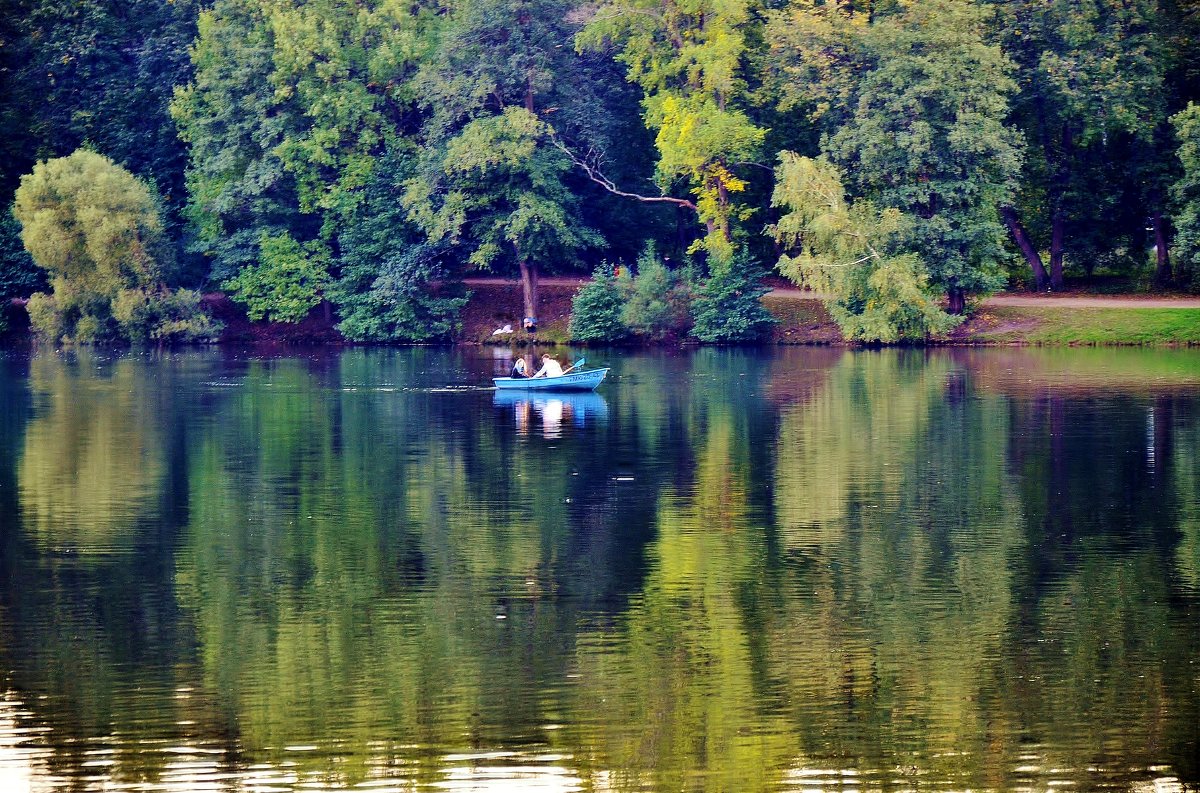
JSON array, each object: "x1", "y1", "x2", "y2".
[{"x1": 973, "y1": 307, "x2": 1200, "y2": 345}]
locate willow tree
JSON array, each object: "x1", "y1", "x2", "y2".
[
  {"x1": 15, "y1": 150, "x2": 165, "y2": 341},
  {"x1": 577, "y1": 0, "x2": 766, "y2": 262},
  {"x1": 766, "y1": 0, "x2": 1021, "y2": 312},
  {"x1": 769, "y1": 153, "x2": 956, "y2": 342}
]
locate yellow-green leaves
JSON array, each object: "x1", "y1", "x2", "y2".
[
  {"x1": 767, "y1": 0, "x2": 1019, "y2": 301},
  {"x1": 770, "y1": 152, "x2": 956, "y2": 342},
  {"x1": 15, "y1": 150, "x2": 164, "y2": 294},
  {"x1": 580, "y1": 0, "x2": 765, "y2": 259},
  {"x1": 12, "y1": 150, "x2": 221, "y2": 343},
  {"x1": 443, "y1": 107, "x2": 545, "y2": 174},
  {"x1": 222, "y1": 232, "x2": 332, "y2": 323}
]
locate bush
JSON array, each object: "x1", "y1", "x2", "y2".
[
  {"x1": 222, "y1": 232, "x2": 332, "y2": 323},
  {"x1": 26, "y1": 286, "x2": 118, "y2": 343},
  {"x1": 691, "y1": 254, "x2": 777, "y2": 343},
  {"x1": 622, "y1": 243, "x2": 693, "y2": 340},
  {"x1": 112, "y1": 288, "x2": 223, "y2": 343},
  {"x1": 570, "y1": 264, "x2": 629, "y2": 342},
  {"x1": 13, "y1": 150, "x2": 188, "y2": 344},
  {"x1": 334, "y1": 242, "x2": 467, "y2": 343},
  {"x1": 26, "y1": 292, "x2": 64, "y2": 342}
]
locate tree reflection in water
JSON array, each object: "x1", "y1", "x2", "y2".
[{"x1": 0, "y1": 347, "x2": 1196, "y2": 791}]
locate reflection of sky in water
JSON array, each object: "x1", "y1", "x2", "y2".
[{"x1": 0, "y1": 698, "x2": 590, "y2": 793}]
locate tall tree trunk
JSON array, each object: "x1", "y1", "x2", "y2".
[
  {"x1": 518, "y1": 257, "x2": 538, "y2": 327},
  {"x1": 1001, "y1": 205, "x2": 1050, "y2": 290},
  {"x1": 1153, "y1": 212, "x2": 1172, "y2": 287},
  {"x1": 1047, "y1": 125, "x2": 1074, "y2": 292},
  {"x1": 1049, "y1": 208, "x2": 1065, "y2": 291},
  {"x1": 947, "y1": 287, "x2": 966, "y2": 315}
]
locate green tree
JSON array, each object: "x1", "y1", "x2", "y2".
[
  {"x1": 222, "y1": 232, "x2": 332, "y2": 324},
  {"x1": 333, "y1": 153, "x2": 468, "y2": 342},
  {"x1": 266, "y1": 0, "x2": 436, "y2": 222},
  {"x1": 578, "y1": 0, "x2": 766, "y2": 260},
  {"x1": 621, "y1": 243, "x2": 694, "y2": 340},
  {"x1": 766, "y1": 0, "x2": 1021, "y2": 312},
  {"x1": 998, "y1": 0, "x2": 1168, "y2": 289},
  {"x1": 691, "y1": 249, "x2": 775, "y2": 343},
  {"x1": 770, "y1": 153, "x2": 957, "y2": 342},
  {"x1": 1171, "y1": 103, "x2": 1200, "y2": 289},
  {"x1": 170, "y1": 0, "x2": 313, "y2": 282},
  {"x1": 569, "y1": 265, "x2": 630, "y2": 343},
  {"x1": 14, "y1": 150, "x2": 170, "y2": 342},
  {"x1": 405, "y1": 0, "x2": 604, "y2": 325}
]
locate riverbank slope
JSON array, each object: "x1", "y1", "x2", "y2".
[
  {"x1": 462, "y1": 280, "x2": 1200, "y2": 346},
  {"x1": 6, "y1": 282, "x2": 1199, "y2": 346}
]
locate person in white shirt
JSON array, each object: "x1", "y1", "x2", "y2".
[{"x1": 532, "y1": 354, "x2": 564, "y2": 378}]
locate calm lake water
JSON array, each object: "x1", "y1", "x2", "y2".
[{"x1": 0, "y1": 346, "x2": 1197, "y2": 792}]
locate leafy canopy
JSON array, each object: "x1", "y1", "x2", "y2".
[
  {"x1": 404, "y1": 107, "x2": 600, "y2": 271},
  {"x1": 579, "y1": 0, "x2": 765, "y2": 259},
  {"x1": 770, "y1": 152, "x2": 957, "y2": 343},
  {"x1": 1171, "y1": 103, "x2": 1200, "y2": 290},
  {"x1": 766, "y1": 0, "x2": 1021, "y2": 299},
  {"x1": 15, "y1": 149, "x2": 165, "y2": 294},
  {"x1": 222, "y1": 232, "x2": 332, "y2": 323}
]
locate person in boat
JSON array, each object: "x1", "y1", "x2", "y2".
[
  {"x1": 532, "y1": 354, "x2": 564, "y2": 378},
  {"x1": 510, "y1": 356, "x2": 529, "y2": 379}
]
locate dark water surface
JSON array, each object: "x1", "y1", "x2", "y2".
[{"x1": 0, "y1": 346, "x2": 1198, "y2": 792}]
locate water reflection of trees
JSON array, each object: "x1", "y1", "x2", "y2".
[{"x1": 0, "y1": 348, "x2": 1197, "y2": 790}]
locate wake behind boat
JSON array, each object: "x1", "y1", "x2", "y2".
[{"x1": 493, "y1": 367, "x2": 609, "y2": 392}]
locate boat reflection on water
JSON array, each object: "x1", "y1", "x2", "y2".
[{"x1": 493, "y1": 389, "x2": 609, "y2": 438}]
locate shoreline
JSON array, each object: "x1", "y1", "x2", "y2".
[{"x1": 5, "y1": 283, "x2": 1200, "y2": 348}]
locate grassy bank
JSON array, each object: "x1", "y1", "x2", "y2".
[
  {"x1": 959, "y1": 306, "x2": 1200, "y2": 346},
  {"x1": 7, "y1": 283, "x2": 1197, "y2": 347},
  {"x1": 457, "y1": 284, "x2": 1200, "y2": 346}
]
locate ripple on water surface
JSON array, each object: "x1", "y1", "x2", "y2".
[{"x1": 0, "y1": 347, "x2": 1198, "y2": 792}]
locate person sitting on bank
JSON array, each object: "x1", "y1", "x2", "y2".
[
  {"x1": 532, "y1": 354, "x2": 563, "y2": 378},
  {"x1": 510, "y1": 356, "x2": 529, "y2": 379}
]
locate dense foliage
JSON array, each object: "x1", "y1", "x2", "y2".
[
  {"x1": 621, "y1": 245, "x2": 695, "y2": 341},
  {"x1": 770, "y1": 153, "x2": 959, "y2": 343},
  {"x1": 14, "y1": 150, "x2": 220, "y2": 343},
  {"x1": 570, "y1": 266, "x2": 630, "y2": 343},
  {"x1": 1172, "y1": 103, "x2": 1200, "y2": 289},
  {"x1": 2, "y1": 0, "x2": 1199, "y2": 343},
  {"x1": 691, "y1": 253, "x2": 777, "y2": 343}
]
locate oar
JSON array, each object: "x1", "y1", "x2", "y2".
[{"x1": 561, "y1": 357, "x2": 586, "y2": 375}]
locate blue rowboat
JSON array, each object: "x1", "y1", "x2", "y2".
[{"x1": 493, "y1": 367, "x2": 609, "y2": 392}]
